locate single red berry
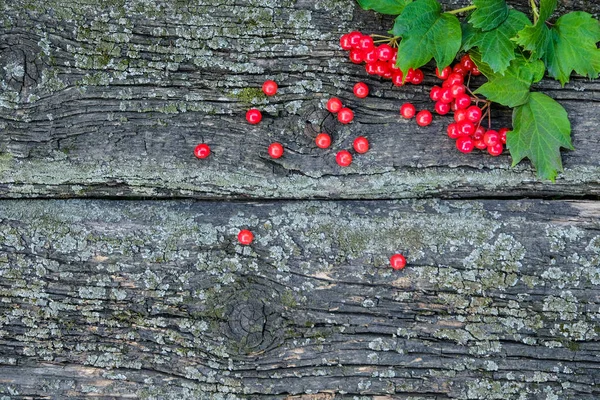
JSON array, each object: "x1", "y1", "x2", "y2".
[
  {"x1": 365, "y1": 62, "x2": 377, "y2": 75},
  {"x1": 392, "y1": 70, "x2": 404, "y2": 86},
  {"x1": 454, "y1": 94, "x2": 471, "y2": 109},
  {"x1": 474, "y1": 139, "x2": 487, "y2": 150},
  {"x1": 262, "y1": 80, "x2": 278, "y2": 96},
  {"x1": 238, "y1": 229, "x2": 254, "y2": 245},
  {"x1": 430, "y1": 86, "x2": 442, "y2": 101},
  {"x1": 456, "y1": 136, "x2": 474, "y2": 153},
  {"x1": 483, "y1": 130, "x2": 500, "y2": 147},
  {"x1": 376, "y1": 44, "x2": 394, "y2": 61},
  {"x1": 473, "y1": 126, "x2": 486, "y2": 141},
  {"x1": 450, "y1": 101, "x2": 459, "y2": 112},
  {"x1": 435, "y1": 101, "x2": 451, "y2": 115},
  {"x1": 461, "y1": 54, "x2": 475, "y2": 71},
  {"x1": 374, "y1": 61, "x2": 389, "y2": 76},
  {"x1": 348, "y1": 31, "x2": 362, "y2": 48},
  {"x1": 327, "y1": 98, "x2": 343, "y2": 113},
  {"x1": 353, "y1": 82, "x2": 369, "y2": 98},
  {"x1": 450, "y1": 84, "x2": 466, "y2": 98},
  {"x1": 388, "y1": 59, "x2": 399, "y2": 71},
  {"x1": 416, "y1": 110, "x2": 433, "y2": 127},
  {"x1": 353, "y1": 136, "x2": 369, "y2": 154},
  {"x1": 315, "y1": 133, "x2": 332, "y2": 149},
  {"x1": 411, "y1": 69, "x2": 424, "y2": 85},
  {"x1": 458, "y1": 120, "x2": 475, "y2": 136},
  {"x1": 439, "y1": 87, "x2": 454, "y2": 104},
  {"x1": 390, "y1": 51, "x2": 398, "y2": 64},
  {"x1": 194, "y1": 143, "x2": 210, "y2": 159},
  {"x1": 246, "y1": 108, "x2": 262, "y2": 124},
  {"x1": 336, "y1": 150, "x2": 352, "y2": 167},
  {"x1": 447, "y1": 123, "x2": 460, "y2": 139},
  {"x1": 454, "y1": 109, "x2": 468, "y2": 123},
  {"x1": 466, "y1": 106, "x2": 482, "y2": 122},
  {"x1": 488, "y1": 142, "x2": 504, "y2": 156},
  {"x1": 498, "y1": 128, "x2": 509, "y2": 144},
  {"x1": 446, "y1": 73, "x2": 464, "y2": 87},
  {"x1": 340, "y1": 34, "x2": 352, "y2": 50},
  {"x1": 358, "y1": 35, "x2": 374, "y2": 51},
  {"x1": 337, "y1": 107, "x2": 354, "y2": 124},
  {"x1": 436, "y1": 66, "x2": 452, "y2": 80},
  {"x1": 382, "y1": 69, "x2": 393, "y2": 79},
  {"x1": 400, "y1": 103, "x2": 416, "y2": 119},
  {"x1": 349, "y1": 49, "x2": 364, "y2": 64},
  {"x1": 471, "y1": 66, "x2": 481, "y2": 76},
  {"x1": 453, "y1": 63, "x2": 468, "y2": 76},
  {"x1": 405, "y1": 68, "x2": 415, "y2": 82},
  {"x1": 363, "y1": 49, "x2": 377, "y2": 64},
  {"x1": 268, "y1": 142, "x2": 284, "y2": 159},
  {"x1": 390, "y1": 254, "x2": 407, "y2": 270}
]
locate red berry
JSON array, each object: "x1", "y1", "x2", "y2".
[
  {"x1": 374, "y1": 61, "x2": 389, "y2": 76},
  {"x1": 458, "y1": 121, "x2": 475, "y2": 136},
  {"x1": 315, "y1": 133, "x2": 332, "y2": 149},
  {"x1": 390, "y1": 254, "x2": 407, "y2": 270},
  {"x1": 473, "y1": 126, "x2": 486, "y2": 141},
  {"x1": 238, "y1": 229, "x2": 254, "y2": 245},
  {"x1": 450, "y1": 84, "x2": 466, "y2": 98},
  {"x1": 392, "y1": 70, "x2": 404, "y2": 86},
  {"x1": 454, "y1": 109, "x2": 468, "y2": 123},
  {"x1": 498, "y1": 128, "x2": 509, "y2": 144},
  {"x1": 430, "y1": 86, "x2": 442, "y2": 101},
  {"x1": 349, "y1": 49, "x2": 364, "y2": 64},
  {"x1": 363, "y1": 49, "x2": 377, "y2": 64},
  {"x1": 365, "y1": 62, "x2": 377, "y2": 75},
  {"x1": 268, "y1": 142, "x2": 284, "y2": 159},
  {"x1": 194, "y1": 143, "x2": 210, "y2": 159},
  {"x1": 400, "y1": 103, "x2": 416, "y2": 119},
  {"x1": 454, "y1": 94, "x2": 471, "y2": 109},
  {"x1": 447, "y1": 123, "x2": 460, "y2": 139},
  {"x1": 390, "y1": 52, "x2": 398, "y2": 64},
  {"x1": 411, "y1": 69, "x2": 424, "y2": 85},
  {"x1": 353, "y1": 136, "x2": 369, "y2": 154},
  {"x1": 483, "y1": 130, "x2": 500, "y2": 147},
  {"x1": 416, "y1": 110, "x2": 433, "y2": 127},
  {"x1": 405, "y1": 68, "x2": 415, "y2": 82},
  {"x1": 471, "y1": 66, "x2": 481, "y2": 76},
  {"x1": 456, "y1": 136, "x2": 474, "y2": 153},
  {"x1": 262, "y1": 80, "x2": 278, "y2": 96},
  {"x1": 337, "y1": 107, "x2": 354, "y2": 124},
  {"x1": 439, "y1": 87, "x2": 454, "y2": 104},
  {"x1": 348, "y1": 31, "x2": 362, "y2": 48},
  {"x1": 246, "y1": 108, "x2": 262, "y2": 124},
  {"x1": 466, "y1": 106, "x2": 482, "y2": 122},
  {"x1": 340, "y1": 34, "x2": 352, "y2": 50},
  {"x1": 353, "y1": 82, "x2": 369, "y2": 98},
  {"x1": 435, "y1": 101, "x2": 450, "y2": 115},
  {"x1": 376, "y1": 44, "x2": 394, "y2": 61},
  {"x1": 336, "y1": 150, "x2": 352, "y2": 167},
  {"x1": 488, "y1": 142, "x2": 504, "y2": 156},
  {"x1": 388, "y1": 59, "x2": 399, "y2": 71},
  {"x1": 436, "y1": 66, "x2": 452, "y2": 80},
  {"x1": 474, "y1": 139, "x2": 487, "y2": 150},
  {"x1": 382, "y1": 69, "x2": 393, "y2": 79},
  {"x1": 327, "y1": 98, "x2": 343, "y2": 113},
  {"x1": 358, "y1": 35, "x2": 374, "y2": 51},
  {"x1": 446, "y1": 73, "x2": 464, "y2": 87},
  {"x1": 453, "y1": 63, "x2": 468, "y2": 76},
  {"x1": 461, "y1": 54, "x2": 475, "y2": 71}
]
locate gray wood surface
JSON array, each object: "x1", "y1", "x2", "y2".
[
  {"x1": 1, "y1": 199, "x2": 600, "y2": 399},
  {"x1": 0, "y1": 0, "x2": 599, "y2": 199}
]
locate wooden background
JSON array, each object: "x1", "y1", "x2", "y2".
[{"x1": 1, "y1": 0, "x2": 599, "y2": 398}]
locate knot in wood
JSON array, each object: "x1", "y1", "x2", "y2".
[{"x1": 1, "y1": 35, "x2": 42, "y2": 99}]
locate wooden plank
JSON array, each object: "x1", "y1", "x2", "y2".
[
  {"x1": 1, "y1": 1, "x2": 599, "y2": 199},
  {"x1": 1, "y1": 199, "x2": 599, "y2": 398}
]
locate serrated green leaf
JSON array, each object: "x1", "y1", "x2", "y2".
[
  {"x1": 507, "y1": 92, "x2": 572, "y2": 181},
  {"x1": 357, "y1": 0, "x2": 412, "y2": 15},
  {"x1": 539, "y1": 0, "x2": 557, "y2": 22},
  {"x1": 469, "y1": 0, "x2": 509, "y2": 31},
  {"x1": 474, "y1": 54, "x2": 544, "y2": 107},
  {"x1": 514, "y1": 0, "x2": 557, "y2": 59},
  {"x1": 392, "y1": 0, "x2": 461, "y2": 72},
  {"x1": 462, "y1": 10, "x2": 530, "y2": 73}
]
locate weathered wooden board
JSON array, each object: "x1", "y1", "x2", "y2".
[
  {"x1": 1, "y1": 199, "x2": 599, "y2": 398},
  {"x1": 1, "y1": 0, "x2": 599, "y2": 199}
]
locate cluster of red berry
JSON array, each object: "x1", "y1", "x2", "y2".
[{"x1": 340, "y1": 31, "x2": 424, "y2": 86}]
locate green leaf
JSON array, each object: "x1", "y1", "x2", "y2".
[
  {"x1": 507, "y1": 92, "x2": 573, "y2": 181},
  {"x1": 514, "y1": 0, "x2": 557, "y2": 58},
  {"x1": 392, "y1": 0, "x2": 461, "y2": 72},
  {"x1": 469, "y1": 0, "x2": 509, "y2": 31},
  {"x1": 473, "y1": 54, "x2": 544, "y2": 107},
  {"x1": 539, "y1": 0, "x2": 557, "y2": 22},
  {"x1": 462, "y1": 10, "x2": 530, "y2": 73},
  {"x1": 357, "y1": 0, "x2": 412, "y2": 15}
]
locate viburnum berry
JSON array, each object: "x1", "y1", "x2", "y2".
[
  {"x1": 353, "y1": 82, "x2": 369, "y2": 98},
  {"x1": 238, "y1": 229, "x2": 254, "y2": 245},
  {"x1": 340, "y1": 34, "x2": 352, "y2": 50},
  {"x1": 392, "y1": 70, "x2": 404, "y2": 86},
  {"x1": 471, "y1": 66, "x2": 481, "y2": 76},
  {"x1": 358, "y1": 35, "x2": 374, "y2": 51},
  {"x1": 262, "y1": 80, "x2": 278, "y2": 96},
  {"x1": 439, "y1": 87, "x2": 454, "y2": 104},
  {"x1": 473, "y1": 126, "x2": 486, "y2": 141},
  {"x1": 374, "y1": 61, "x2": 389, "y2": 76},
  {"x1": 336, "y1": 150, "x2": 352, "y2": 167},
  {"x1": 400, "y1": 103, "x2": 416, "y2": 119},
  {"x1": 453, "y1": 63, "x2": 468, "y2": 76},
  {"x1": 348, "y1": 31, "x2": 362, "y2": 48},
  {"x1": 376, "y1": 44, "x2": 394, "y2": 61},
  {"x1": 454, "y1": 93, "x2": 471, "y2": 109},
  {"x1": 353, "y1": 136, "x2": 369, "y2": 154},
  {"x1": 456, "y1": 136, "x2": 475, "y2": 153},
  {"x1": 194, "y1": 143, "x2": 210, "y2": 159},
  {"x1": 458, "y1": 120, "x2": 475, "y2": 136},
  {"x1": 337, "y1": 107, "x2": 354, "y2": 124},
  {"x1": 483, "y1": 130, "x2": 500, "y2": 147},
  {"x1": 268, "y1": 142, "x2": 284, "y2": 159},
  {"x1": 461, "y1": 54, "x2": 475, "y2": 71},
  {"x1": 365, "y1": 63, "x2": 377, "y2": 75},
  {"x1": 454, "y1": 109, "x2": 468, "y2": 123},
  {"x1": 474, "y1": 139, "x2": 487, "y2": 150},
  {"x1": 466, "y1": 106, "x2": 482, "y2": 122},
  {"x1": 488, "y1": 143, "x2": 504, "y2": 156},
  {"x1": 447, "y1": 123, "x2": 460, "y2": 139},
  {"x1": 363, "y1": 49, "x2": 377, "y2": 64},
  {"x1": 246, "y1": 108, "x2": 262, "y2": 124},
  {"x1": 435, "y1": 101, "x2": 450, "y2": 115},
  {"x1": 390, "y1": 254, "x2": 407, "y2": 270},
  {"x1": 315, "y1": 133, "x2": 331, "y2": 149},
  {"x1": 430, "y1": 86, "x2": 442, "y2": 101},
  {"x1": 405, "y1": 68, "x2": 415, "y2": 82},
  {"x1": 416, "y1": 110, "x2": 433, "y2": 127},
  {"x1": 450, "y1": 84, "x2": 466, "y2": 98},
  {"x1": 411, "y1": 69, "x2": 424, "y2": 85},
  {"x1": 446, "y1": 73, "x2": 464, "y2": 87},
  {"x1": 498, "y1": 127, "x2": 509, "y2": 144},
  {"x1": 349, "y1": 49, "x2": 364, "y2": 64},
  {"x1": 327, "y1": 98, "x2": 343, "y2": 113},
  {"x1": 436, "y1": 66, "x2": 452, "y2": 80}
]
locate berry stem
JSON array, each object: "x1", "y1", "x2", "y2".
[
  {"x1": 530, "y1": 0, "x2": 540, "y2": 24},
  {"x1": 447, "y1": 4, "x2": 477, "y2": 15}
]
